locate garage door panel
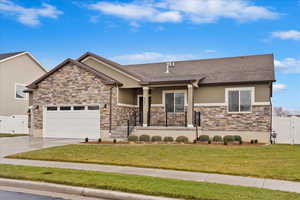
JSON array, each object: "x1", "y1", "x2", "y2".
[{"x1": 44, "y1": 105, "x2": 100, "y2": 139}]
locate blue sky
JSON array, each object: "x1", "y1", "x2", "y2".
[{"x1": 0, "y1": 0, "x2": 299, "y2": 111}]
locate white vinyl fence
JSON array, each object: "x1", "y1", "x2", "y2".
[
  {"x1": 0, "y1": 115, "x2": 28, "y2": 134},
  {"x1": 272, "y1": 116, "x2": 300, "y2": 144}
]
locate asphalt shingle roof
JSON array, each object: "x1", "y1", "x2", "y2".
[
  {"x1": 123, "y1": 54, "x2": 275, "y2": 84},
  {"x1": 0, "y1": 52, "x2": 24, "y2": 61}
]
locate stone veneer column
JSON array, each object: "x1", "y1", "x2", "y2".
[
  {"x1": 143, "y1": 87, "x2": 149, "y2": 127},
  {"x1": 187, "y1": 84, "x2": 194, "y2": 127}
]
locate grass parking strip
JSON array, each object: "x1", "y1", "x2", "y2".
[
  {"x1": 0, "y1": 164, "x2": 300, "y2": 200},
  {"x1": 0, "y1": 134, "x2": 27, "y2": 137}
]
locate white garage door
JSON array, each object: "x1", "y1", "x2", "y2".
[{"x1": 44, "y1": 105, "x2": 100, "y2": 139}]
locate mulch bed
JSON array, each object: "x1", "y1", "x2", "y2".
[{"x1": 82, "y1": 141, "x2": 265, "y2": 146}]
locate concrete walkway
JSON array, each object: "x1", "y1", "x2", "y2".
[
  {"x1": 1, "y1": 157, "x2": 300, "y2": 194},
  {"x1": 0, "y1": 136, "x2": 81, "y2": 157}
]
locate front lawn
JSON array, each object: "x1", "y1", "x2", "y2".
[
  {"x1": 8, "y1": 144, "x2": 300, "y2": 181},
  {"x1": 0, "y1": 164, "x2": 299, "y2": 200},
  {"x1": 0, "y1": 133, "x2": 27, "y2": 137}
]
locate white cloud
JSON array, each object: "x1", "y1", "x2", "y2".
[
  {"x1": 88, "y1": 1, "x2": 182, "y2": 23},
  {"x1": 273, "y1": 84, "x2": 287, "y2": 91},
  {"x1": 272, "y1": 30, "x2": 300, "y2": 40},
  {"x1": 87, "y1": 0, "x2": 278, "y2": 25},
  {"x1": 0, "y1": 0, "x2": 62, "y2": 26},
  {"x1": 160, "y1": 0, "x2": 278, "y2": 23},
  {"x1": 204, "y1": 49, "x2": 217, "y2": 54},
  {"x1": 275, "y1": 58, "x2": 300, "y2": 74},
  {"x1": 112, "y1": 52, "x2": 200, "y2": 64}
]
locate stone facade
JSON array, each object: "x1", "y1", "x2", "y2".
[
  {"x1": 30, "y1": 64, "x2": 136, "y2": 138},
  {"x1": 194, "y1": 105, "x2": 272, "y2": 132}
]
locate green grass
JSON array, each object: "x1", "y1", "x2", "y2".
[
  {"x1": 0, "y1": 133, "x2": 27, "y2": 137},
  {"x1": 0, "y1": 164, "x2": 299, "y2": 200},
  {"x1": 8, "y1": 144, "x2": 300, "y2": 181}
]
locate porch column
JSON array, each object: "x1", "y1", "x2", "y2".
[
  {"x1": 143, "y1": 86, "x2": 149, "y2": 127},
  {"x1": 187, "y1": 84, "x2": 194, "y2": 127}
]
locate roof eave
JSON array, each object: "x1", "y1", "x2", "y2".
[
  {"x1": 140, "y1": 79, "x2": 196, "y2": 86},
  {"x1": 27, "y1": 58, "x2": 122, "y2": 89},
  {"x1": 77, "y1": 52, "x2": 146, "y2": 82}
]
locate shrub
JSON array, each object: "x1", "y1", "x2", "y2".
[
  {"x1": 151, "y1": 136, "x2": 162, "y2": 142},
  {"x1": 85, "y1": 138, "x2": 89, "y2": 143},
  {"x1": 208, "y1": 140, "x2": 212, "y2": 144},
  {"x1": 139, "y1": 135, "x2": 150, "y2": 142},
  {"x1": 163, "y1": 136, "x2": 174, "y2": 142},
  {"x1": 223, "y1": 135, "x2": 234, "y2": 143},
  {"x1": 239, "y1": 140, "x2": 243, "y2": 145},
  {"x1": 254, "y1": 139, "x2": 258, "y2": 144},
  {"x1": 198, "y1": 135, "x2": 210, "y2": 142},
  {"x1": 98, "y1": 138, "x2": 102, "y2": 143},
  {"x1": 176, "y1": 136, "x2": 189, "y2": 143},
  {"x1": 250, "y1": 140, "x2": 254, "y2": 144},
  {"x1": 213, "y1": 135, "x2": 223, "y2": 142},
  {"x1": 113, "y1": 139, "x2": 117, "y2": 143},
  {"x1": 128, "y1": 135, "x2": 138, "y2": 142},
  {"x1": 224, "y1": 141, "x2": 228, "y2": 145},
  {"x1": 234, "y1": 135, "x2": 242, "y2": 142}
]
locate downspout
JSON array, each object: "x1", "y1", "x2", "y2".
[
  {"x1": 109, "y1": 86, "x2": 113, "y2": 133},
  {"x1": 270, "y1": 82, "x2": 273, "y2": 143}
]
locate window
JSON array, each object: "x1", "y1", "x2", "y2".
[
  {"x1": 60, "y1": 106, "x2": 71, "y2": 111},
  {"x1": 88, "y1": 105, "x2": 99, "y2": 110},
  {"x1": 164, "y1": 91, "x2": 185, "y2": 112},
  {"x1": 15, "y1": 84, "x2": 27, "y2": 99},
  {"x1": 74, "y1": 106, "x2": 85, "y2": 110},
  {"x1": 47, "y1": 106, "x2": 57, "y2": 111},
  {"x1": 227, "y1": 88, "x2": 252, "y2": 113}
]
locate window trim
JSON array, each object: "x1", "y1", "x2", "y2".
[
  {"x1": 15, "y1": 83, "x2": 28, "y2": 100},
  {"x1": 225, "y1": 87, "x2": 254, "y2": 114},
  {"x1": 44, "y1": 104, "x2": 101, "y2": 112},
  {"x1": 162, "y1": 90, "x2": 187, "y2": 113}
]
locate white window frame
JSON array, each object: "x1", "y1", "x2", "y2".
[
  {"x1": 162, "y1": 90, "x2": 187, "y2": 113},
  {"x1": 225, "y1": 87, "x2": 254, "y2": 114},
  {"x1": 15, "y1": 83, "x2": 28, "y2": 100}
]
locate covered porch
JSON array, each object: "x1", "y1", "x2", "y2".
[{"x1": 118, "y1": 82, "x2": 202, "y2": 131}]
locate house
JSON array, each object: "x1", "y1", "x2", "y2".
[
  {"x1": 26, "y1": 52, "x2": 275, "y2": 143},
  {"x1": 0, "y1": 52, "x2": 47, "y2": 133}
]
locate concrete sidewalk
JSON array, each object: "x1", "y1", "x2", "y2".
[{"x1": 1, "y1": 158, "x2": 300, "y2": 194}]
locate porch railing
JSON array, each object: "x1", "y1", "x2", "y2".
[{"x1": 126, "y1": 110, "x2": 202, "y2": 136}]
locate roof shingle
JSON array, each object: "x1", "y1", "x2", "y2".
[{"x1": 123, "y1": 54, "x2": 275, "y2": 85}]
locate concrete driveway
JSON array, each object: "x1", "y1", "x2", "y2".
[{"x1": 0, "y1": 136, "x2": 81, "y2": 157}]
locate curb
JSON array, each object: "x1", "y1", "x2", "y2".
[{"x1": 0, "y1": 178, "x2": 178, "y2": 200}]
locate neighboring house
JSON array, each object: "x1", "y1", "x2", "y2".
[
  {"x1": 26, "y1": 52, "x2": 275, "y2": 143},
  {"x1": 0, "y1": 52, "x2": 47, "y2": 133}
]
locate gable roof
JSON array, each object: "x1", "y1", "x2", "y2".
[
  {"x1": 77, "y1": 52, "x2": 146, "y2": 81},
  {"x1": 0, "y1": 51, "x2": 25, "y2": 62},
  {"x1": 123, "y1": 54, "x2": 275, "y2": 85},
  {"x1": 0, "y1": 51, "x2": 47, "y2": 73},
  {"x1": 27, "y1": 58, "x2": 122, "y2": 89}
]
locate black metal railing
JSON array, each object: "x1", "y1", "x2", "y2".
[
  {"x1": 126, "y1": 111, "x2": 137, "y2": 137},
  {"x1": 144, "y1": 111, "x2": 188, "y2": 127},
  {"x1": 126, "y1": 111, "x2": 202, "y2": 137},
  {"x1": 193, "y1": 111, "x2": 201, "y2": 140}
]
